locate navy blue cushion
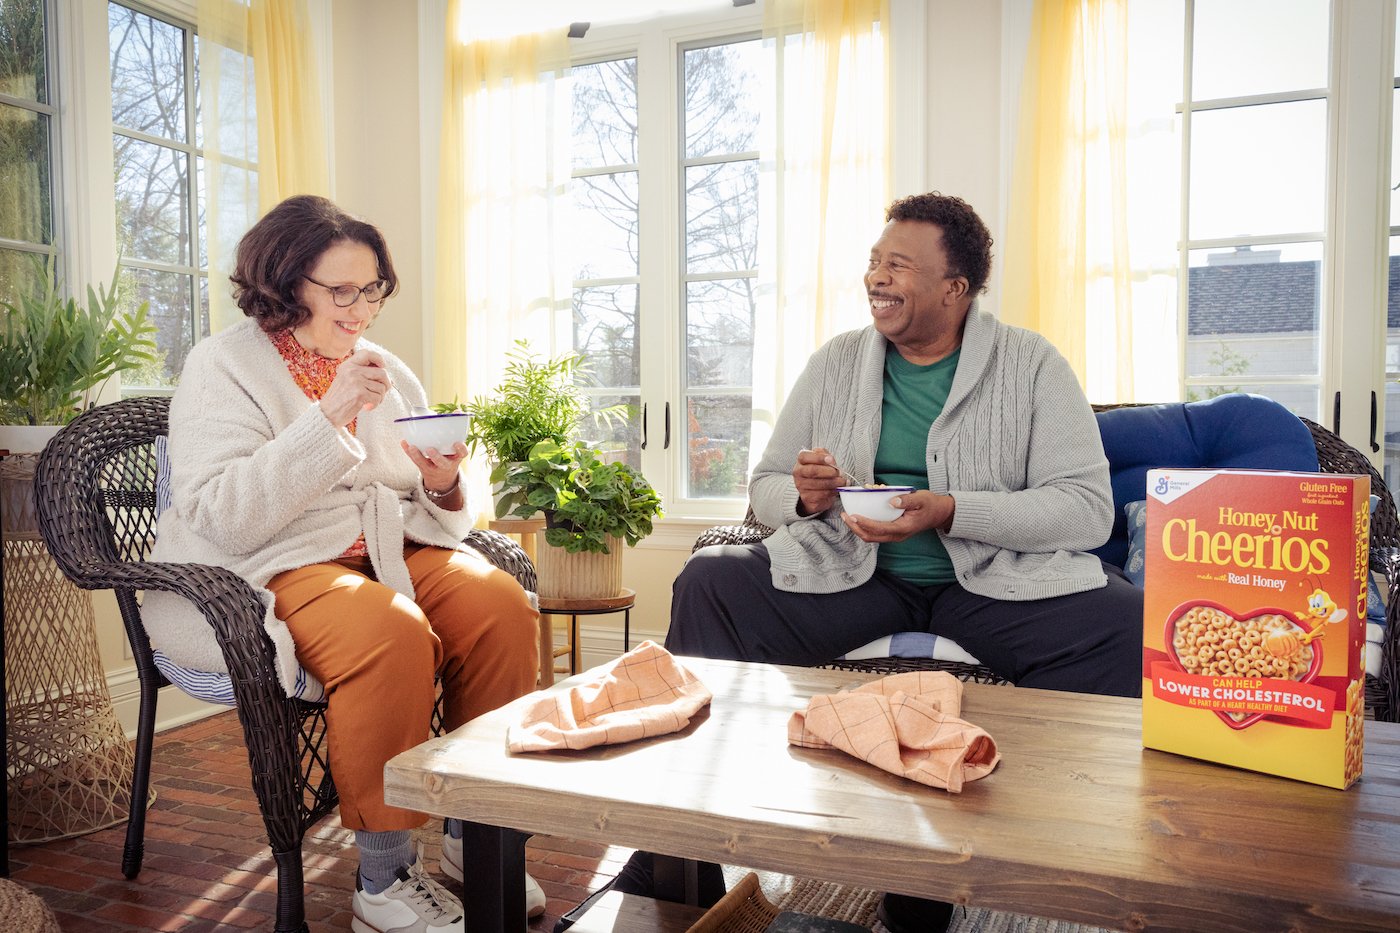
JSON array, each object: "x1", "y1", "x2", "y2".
[{"x1": 1090, "y1": 394, "x2": 1319, "y2": 569}]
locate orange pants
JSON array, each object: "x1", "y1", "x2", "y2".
[{"x1": 267, "y1": 543, "x2": 538, "y2": 831}]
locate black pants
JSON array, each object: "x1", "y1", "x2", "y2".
[{"x1": 665, "y1": 543, "x2": 1143, "y2": 698}]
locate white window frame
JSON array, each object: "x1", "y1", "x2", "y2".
[
  {"x1": 568, "y1": 6, "x2": 765, "y2": 528},
  {"x1": 0, "y1": 0, "x2": 62, "y2": 271},
  {"x1": 1160, "y1": 1, "x2": 1395, "y2": 456}
]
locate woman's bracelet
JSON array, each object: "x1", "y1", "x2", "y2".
[{"x1": 424, "y1": 475, "x2": 461, "y2": 500}]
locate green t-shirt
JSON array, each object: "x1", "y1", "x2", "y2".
[{"x1": 873, "y1": 346, "x2": 960, "y2": 586}]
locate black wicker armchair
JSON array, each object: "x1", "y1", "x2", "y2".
[
  {"x1": 32, "y1": 396, "x2": 537, "y2": 933},
  {"x1": 691, "y1": 409, "x2": 1400, "y2": 722}
]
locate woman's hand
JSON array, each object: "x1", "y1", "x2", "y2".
[
  {"x1": 401, "y1": 439, "x2": 467, "y2": 509},
  {"x1": 842, "y1": 489, "x2": 955, "y2": 543},
  {"x1": 320, "y1": 349, "x2": 393, "y2": 428},
  {"x1": 793, "y1": 447, "x2": 848, "y2": 516}
]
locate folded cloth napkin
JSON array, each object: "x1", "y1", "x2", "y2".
[
  {"x1": 788, "y1": 671, "x2": 1000, "y2": 793},
  {"x1": 508, "y1": 640, "x2": 713, "y2": 753}
]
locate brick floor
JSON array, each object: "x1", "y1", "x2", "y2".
[{"x1": 7, "y1": 709, "x2": 633, "y2": 931}]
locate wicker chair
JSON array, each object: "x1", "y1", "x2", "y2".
[
  {"x1": 32, "y1": 396, "x2": 537, "y2": 933},
  {"x1": 690, "y1": 408, "x2": 1400, "y2": 722}
]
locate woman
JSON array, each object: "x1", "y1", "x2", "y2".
[{"x1": 144, "y1": 195, "x2": 543, "y2": 932}]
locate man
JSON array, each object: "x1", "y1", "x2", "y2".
[{"x1": 663, "y1": 192, "x2": 1142, "y2": 932}]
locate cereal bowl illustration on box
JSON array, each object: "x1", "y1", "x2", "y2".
[{"x1": 1142, "y1": 469, "x2": 1368, "y2": 789}]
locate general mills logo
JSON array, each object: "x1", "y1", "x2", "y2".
[{"x1": 1154, "y1": 475, "x2": 1170, "y2": 495}]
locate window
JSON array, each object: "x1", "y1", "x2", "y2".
[
  {"x1": 1175, "y1": 0, "x2": 1331, "y2": 417},
  {"x1": 566, "y1": 9, "x2": 768, "y2": 516},
  {"x1": 0, "y1": 0, "x2": 57, "y2": 306},
  {"x1": 109, "y1": 1, "x2": 206, "y2": 390},
  {"x1": 1126, "y1": 0, "x2": 1399, "y2": 494}
]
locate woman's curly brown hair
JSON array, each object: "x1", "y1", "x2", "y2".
[
  {"x1": 885, "y1": 192, "x2": 993, "y2": 296},
  {"x1": 231, "y1": 195, "x2": 400, "y2": 333}
]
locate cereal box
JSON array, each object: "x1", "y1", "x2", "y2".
[{"x1": 1141, "y1": 469, "x2": 1368, "y2": 788}]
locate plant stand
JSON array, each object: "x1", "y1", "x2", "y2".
[
  {"x1": 537, "y1": 589, "x2": 636, "y2": 676},
  {"x1": 2, "y1": 454, "x2": 142, "y2": 844}
]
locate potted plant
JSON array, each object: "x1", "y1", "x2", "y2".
[
  {"x1": 435, "y1": 339, "x2": 626, "y2": 517},
  {"x1": 500, "y1": 439, "x2": 664, "y2": 598},
  {"x1": 0, "y1": 256, "x2": 156, "y2": 453}
]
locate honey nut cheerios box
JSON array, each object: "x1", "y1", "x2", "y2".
[{"x1": 1141, "y1": 468, "x2": 1368, "y2": 789}]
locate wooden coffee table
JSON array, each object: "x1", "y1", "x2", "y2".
[{"x1": 384, "y1": 658, "x2": 1400, "y2": 933}]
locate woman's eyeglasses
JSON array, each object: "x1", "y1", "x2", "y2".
[{"x1": 303, "y1": 275, "x2": 389, "y2": 307}]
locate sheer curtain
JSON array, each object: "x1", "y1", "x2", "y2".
[
  {"x1": 432, "y1": 0, "x2": 569, "y2": 521},
  {"x1": 1000, "y1": 0, "x2": 1178, "y2": 403},
  {"x1": 198, "y1": 0, "x2": 331, "y2": 333},
  {"x1": 751, "y1": 0, "x2": 890, "y2": 468}
]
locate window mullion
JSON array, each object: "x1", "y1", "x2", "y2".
[{"x1": 634, "y1": 25, "x2": 678, "y2": 501}]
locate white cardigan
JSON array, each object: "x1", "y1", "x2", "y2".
[{"x1": 144, "y1": 318, "x2": 479, "y2": 696}]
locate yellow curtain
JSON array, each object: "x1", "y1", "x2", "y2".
[
  {"x1": 753, "y1": 0, "x2": 890, "y2": 464},
  {"x1": 1002, "y1": 0, "x2": 1181, "y2": 402},
  {"x1": 199, "y1": 0, "x2": 331, "y2": 333},
  {"x1": 433, "y1": 1, "x2": 569, "y2": 523}
]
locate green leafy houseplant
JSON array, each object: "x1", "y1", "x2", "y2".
[
  {"x1": 0, "y1": 257, "x2": 156, "y2": 425},
  {"x1": 501, "y1": 439, "x2": 663, "y2": 554}
]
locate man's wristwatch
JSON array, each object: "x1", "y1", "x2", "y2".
[{"x1": 424, "y1": 476, "x2": 460, "y2": 500}]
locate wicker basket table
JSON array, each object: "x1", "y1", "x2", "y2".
[{"x1": 2, "y1": 453, "x2": 141, "y2": 844}]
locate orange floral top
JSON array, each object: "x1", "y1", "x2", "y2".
[{"x1": 270, "y1": 329, "x2": 368, "y2": 558}]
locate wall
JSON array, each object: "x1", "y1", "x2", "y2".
[{"x1": 331, "y1": 0, "x2": 426, "y2": 375}]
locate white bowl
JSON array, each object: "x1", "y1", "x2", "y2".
[
  {"x1": 395, "y1": 412, "x2": 471, "y2": 452},
  {"x1": 837, "y1": 485, "x2": 914, "y2": 522}
]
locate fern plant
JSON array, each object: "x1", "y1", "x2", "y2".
[
  {"x1": 0, "y1": 257, "x2": 156, "y2": 425},
  {"x1": 436, "y1": 339, "x2": 628, "y2": 466}
]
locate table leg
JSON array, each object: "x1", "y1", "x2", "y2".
[
  {"x1": 570, "y1": 614, "x2": 580, "y2": 675},
  {"x1": 461, "y1": 821, "x2": 529, "y2": 931},
  {"x1": 538, "y1": 613, "x2": 554, "y2": 689},
  {"x1": 623, "y1": 607, "x2": 631, "y2": 652}
]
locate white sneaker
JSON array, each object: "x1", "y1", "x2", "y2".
[
  {"x1": 441, "y1": 830, "x2": 547, "y2": 918},
  {"x1": 353, "y1": 861, "x2": 465, "y2": 933}
]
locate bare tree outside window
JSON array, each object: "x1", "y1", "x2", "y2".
[
  {"x1": 109, "y1": 2, "x2": 211, "y2": 389},
  {"x1": 565, "y1": 35, "x2": 765, "y2": 501},
  {"x1": 0, "y1": 0, "x2": 54, "y2": 307}
]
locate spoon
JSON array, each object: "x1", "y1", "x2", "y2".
[{"x1": 841, "y1": 470, "x2": 868, "y2": 488}]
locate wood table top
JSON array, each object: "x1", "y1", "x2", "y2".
[{"x1": 384, "y1": 658, "x2": 1400, "y2": 933}]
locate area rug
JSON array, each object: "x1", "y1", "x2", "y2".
[{"x1": 733, "y1": 868, "x2": 1123, "y2": 933}]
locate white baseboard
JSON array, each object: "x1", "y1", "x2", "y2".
[
  {"x1": 106, "y1": 665, "x2": 226, "y2": 738},
  {"x1": 556, "y1": 620, "x2": 669, "y2": 675}
]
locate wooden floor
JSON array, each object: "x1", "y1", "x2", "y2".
[{"x1": 5, "y1": 709, "x2": 633, "y2": 931}]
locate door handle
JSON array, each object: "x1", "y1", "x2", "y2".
[
  {"x1": 1372, "y1": 391, "x2": 1381, "y2": 453},
  {"x1": 1333, "y1": 391, "x2": 1341, "y2": 436},
  {"x1": 640, "y1": 403, "x2": 648, "y2": 451},
  {"x1": 663, "y1": 402, "x2": 671, "y2": 450}
]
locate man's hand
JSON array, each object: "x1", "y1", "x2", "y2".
[
  {"x1": 320, "y1": 349, "x2": 392, "y2": 428},
  {"x1": 843, "y1": 489, "x2": 955, "y2": 542},
  {"x1": 793, "y1": 447, "x2": 847, "y2": 516}
]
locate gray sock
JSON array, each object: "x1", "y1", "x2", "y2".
[
  {"x1": 445, "y1": 818, "x2": 463, "y2": 840},
  {"x1": 356, "y1": 829, "x2": 414, "y2": 895}
]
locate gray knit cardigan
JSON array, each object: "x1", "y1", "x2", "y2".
[
  {"x1": 748, "y1": 307, "x2": 1113, "y2": 601},
  {"x1": 143, "y1": 318, "x2": 480, "y2": 696}
]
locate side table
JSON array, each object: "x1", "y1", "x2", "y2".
[
  {"x1": 486, "y1": 519, "x2": 552, "y2": 686},
  {"x1": 536, "y1": 588, "x2": 637, "y2": 677},
  {"x1": 2, "y1": 452, "x2": 139, "y2": 845}
]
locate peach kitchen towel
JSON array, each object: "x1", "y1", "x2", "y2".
[
  {"x1": 508, "y1": 640, "x2": 713, "y2": 753},
  {"x1": 788, "y1": 671, "x2": 1000, "y2": 793}
]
